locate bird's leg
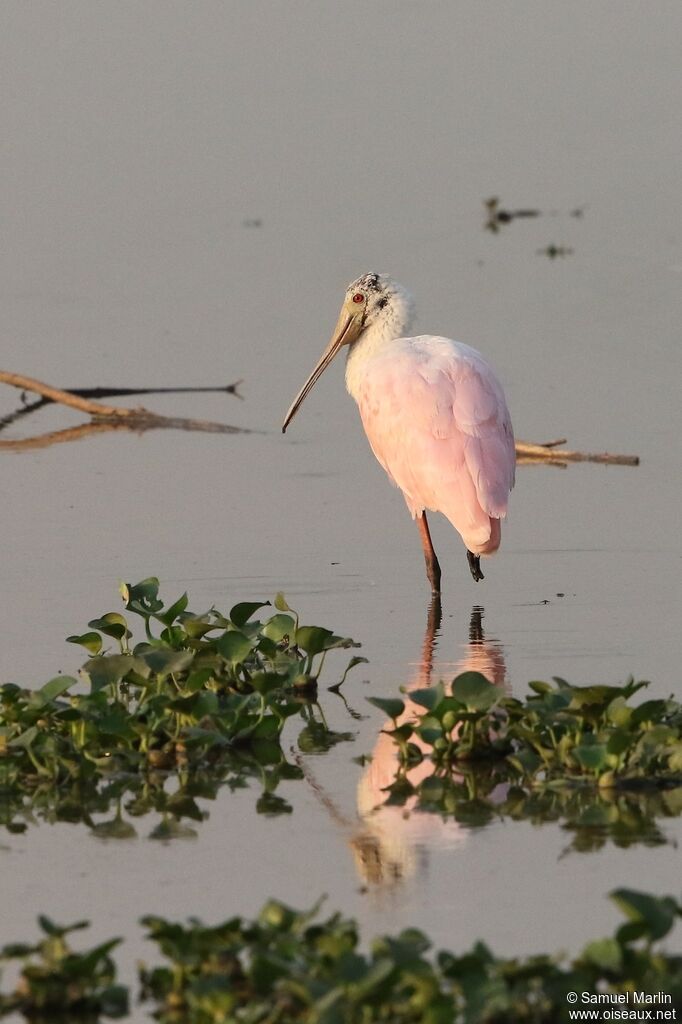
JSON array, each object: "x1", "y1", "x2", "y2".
[
  {"x1": 467, "y1": 550, "x2": 485, "y2": 582},
  {"x1": 417, "y1": 513, "x2": 441, "y2": 594}
]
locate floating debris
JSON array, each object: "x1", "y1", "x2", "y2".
[
  {"x1": 484, "y1": 196, "x2": 540, "y2": 233},
  {"x1": 484, "y1": 197, "x2": 586, "y2": 243},
  {"x1": 537, "y1": 243, "x2": 574, "y2": 259}
]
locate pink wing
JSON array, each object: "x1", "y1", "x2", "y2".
[{"x1": 354, "y1": 337, "x2": 515, "y2": 551}]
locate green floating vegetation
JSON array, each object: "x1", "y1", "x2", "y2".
[
  {"x1": 370, "y1": 673, "x2": 682, "y2": 783},
  {"x1": 369, "y1": 673, "x2": 682, "y2": 851},
  {"x1": 2, "y1": 582, "x2": 680, "y2": 849},
  {"x1": 1, "y1": 890, "x2": 680, "y2": 1022},
  {"x1": 0, "y1": 580, "x2": 363, "y2": 836},
  {"x1": 0, "y1": 917, "x2": 127, "y2": 1022}
]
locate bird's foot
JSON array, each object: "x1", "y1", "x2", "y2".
[
  {"x1": 428, "y1": 574, "x2": 442, "y2": 596},
  {"x1": 467, "y1": 550, "x2": 484, "y2": 582},
  {"x1": 426, "y1": 555, "x2": 441, "y2": 595}
]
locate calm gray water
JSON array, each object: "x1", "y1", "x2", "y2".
[{"x1": 1, "y1": 0, "x2": 681, "y2": 1006}]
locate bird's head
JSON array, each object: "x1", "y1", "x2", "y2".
[{"x1": 282, "y1": 272, "x2": 414, "y2": 432}]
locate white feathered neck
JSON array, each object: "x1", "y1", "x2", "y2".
[{"x1": 345, "y1": 275, "x2": 415, "y2": 400}]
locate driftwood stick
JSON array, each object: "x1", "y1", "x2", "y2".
[
  {"x1": 515, "y1": 439, "x2": 639, "y2": 466},
  {"x1": 0, "y1": 370, "x2": 141, "y2": 418},
  {"x1": 1, "y1": 381, "x2": 244, "y2": 433},
  {"x1": 0, "y1": 370, "x2": 250, "y2": 450}
]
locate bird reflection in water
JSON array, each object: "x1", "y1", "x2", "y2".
[
  {"x1": 352, "y1": 599, "x2": 507, "y2": 891},
  {"x1": 296, "y1": 599, "x2": 507, "y2": 895}
]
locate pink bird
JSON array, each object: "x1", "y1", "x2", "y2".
[{"x1": 282, "y1": 273, "x2": 515, "y2": 593}]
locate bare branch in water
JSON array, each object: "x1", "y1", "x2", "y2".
[
  {"x1": 2, "y1": 379, "x2": 243, "y2": 432},
  {"x1": 0, "y1": 370, "x2": 146, "y2": 417},
  {"x1": 0, "y1": 369, "x2": 248, "y2": 448},
  {"x1": 515, "y1": 440, "x2": 639, "y2": 467}
]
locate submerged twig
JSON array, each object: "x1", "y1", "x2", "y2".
[
  {"x1": 0, "y1": 370, "x2": 139, "y2": 417},
  {"x1": 515, "y1": 439, "x2": 639, "y2": 467},
  {"x1": 0, "y1": 421, "x2": 130, "y2": 451},
  {"x1": 0, "y1": 417, "x2": 246, "y2": 452}
]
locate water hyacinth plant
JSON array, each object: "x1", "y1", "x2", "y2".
[
  {"x1": 0, "y1": 580, "x2": 362, "y2": 835},
  {"x1": 0, "y1": 917, "x2": 127, "y2": 1021},
  {"x1": 368, "y1": 673, "x2": 682, "y2": 850},
  {"x1": 1, "y1": 889, "x2": 680, "y2": 1022},
  {"x1": 2, "y1": 581, "x2": 680, "y2": 849},
  {"x1": 370, "y1": 673, "x2": 682, "y2": 784}
]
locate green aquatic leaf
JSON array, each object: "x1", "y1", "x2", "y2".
[
  {"x1": 37, "y1": 915, "x2": 89, "y2": 937},
  {"x1": 229, "y1": 601, "x2": 270, "y2": 628},
  {"x1": 66, "y1": 632, "x2": 103, "y2": 655},
  {"x1": 138, "y1": 647, "x2": 194, "y2": 679},
  {"x1": 158, "y1": 591, "x2": 189, "y2": 626},
  {"x1": 249, "y1": 673, "x2": 284, "y2": 696},
  {"x1": 180, "y1": 615, "x2": 216, "y2": 639},
  {"x1": 611, "y1": 889, "x2": 679, "y2": 941},
  {"x1": 81, "y1": 654, "x2": 149, "y2": 691},
  {"x1": 88, "y1": 612, "x2": 131, "y2": 641},
  {"x1": 580, "y1": 937, "x2": 623, "y2": 972},
  {"x1": 250, "y1": 717, "x2": 282, "y2": 741},
  {"x1": 367, "y1": 697, "x2": 405, "y2": 721},
  {"x1": 507, "y1": 748, "x2": 541, "y2": 776},
  {"x1": 8, "y1": 725, "x2": 38, "y2": 750},
  {"x1": 123, "y1": 577, "x2": 163, "y2": 615},
  {"x1": 260, "y1": 614, "x2": 296, "y2": 642},
  {"x1": 606, "y1": 729, "x2": 631, "y2": 757},
  {"x1": 573, "y1": 742, "x2": 609, "y2": 772},
  {"x1": 216, "y1": 630, "x2": 253, "y2": 666},
  {"x1": 451, "y1": 672, "x2": 499, "y2": 712},
  {"x1": 417, "y1": 725, "x2": 443, "y2": 746},
  {"x1": 294, "y1": 626, "x2": 335, "y2": 656},
  {"x1": 631, "y1": 699, "x2": 669, "y2": 727},
  {"x1": 667, "y1": 745, "x2": 682, "y2": 773},
  {"x1": 568, "y1": 685, "x2": 628, "y2": 709},
  {"x1": 36, "y1": 676, "x2": 76, "y2": 703},
  {"x1": 96, "y1": 709, "x2": 137, "y2": 741},
  {"x1": 182, "y1": 667, "x2": 215, "y2": 693},
  {"x1": 606, "y1": 695, "x2": 632, "y2": 727},
  {"x1": 409, "y1": 684, "x2": 446, "y2": 711}
]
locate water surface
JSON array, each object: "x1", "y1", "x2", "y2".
[{"x1": 1, "y1": 0, "x2": 681, "y2": 999}]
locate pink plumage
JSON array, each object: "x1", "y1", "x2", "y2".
[
  {"x1": 283, "y1": 273, "x2": 515, "y2": 591},
  {"x1": 353, "y1": 337, "x2": 515, "y2": 554}
]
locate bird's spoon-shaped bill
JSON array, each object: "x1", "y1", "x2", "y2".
[{"x1": 282, "y1": 306, "x2": 364, "y2": 432}]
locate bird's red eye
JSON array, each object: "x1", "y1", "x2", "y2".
[{"x1": 352, "y1": 293, "x2": 365, "y2": 303}]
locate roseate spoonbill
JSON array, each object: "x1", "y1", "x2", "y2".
[{"x1": 282, "y1": 273, "x2": 515, "y2": 592}]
